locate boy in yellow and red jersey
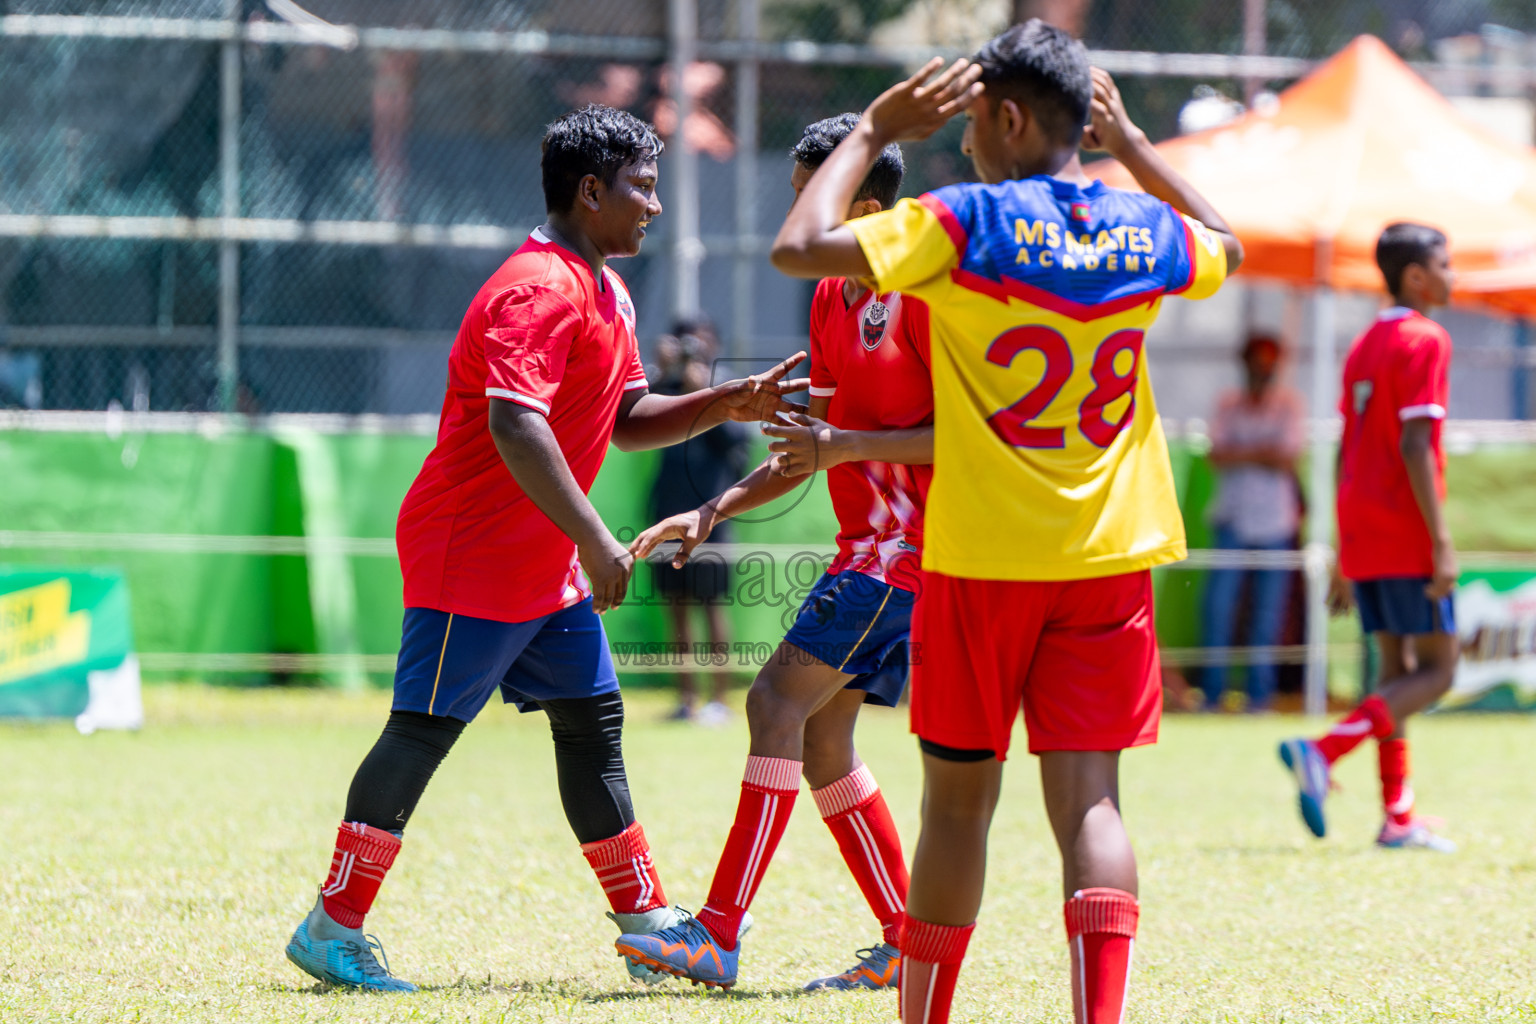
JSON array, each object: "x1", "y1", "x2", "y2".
[{"x1": 770, "y1": 22, "x2": 1242, "y2": 1024}]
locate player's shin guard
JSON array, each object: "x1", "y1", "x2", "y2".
[
  {"x1": 1064, "y1": 887, "x2": 1139, "y2": 1024},
  {"x1": 320, "y1": 821, "x2": 401, "y2": 928},
  {"x1": 1315, "y1": 694, "x2": 1394, "y2": 764},
  {"x1": 898, "y1": 916, "x2": 974, "y2": 1024},
  {"x1": 1378, "y1": 737, "x2": 1414, "y2": 826},
  {"x1": 696, "y1": 755, "x2": 800, "y2": 950},
  {"x1": 580, "y1": 821, "x2": 668, "y2": 914},
  {"x1": 812, "y1": 764, "x2": 909, "y2": 946}
]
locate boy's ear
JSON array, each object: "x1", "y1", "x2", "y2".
[
  {"x1": 1400, "y1": 262, "x2": 1427, "y2": 297},
  {"x1": 851, "y1": 197, "x2": 883, "y2": 219},
  {"x1": 998, "y1": 97, "x2": 1029, "y2": 144},
  {"x1": 577, "y1": 173, "x2": 603, "y2": 213}
]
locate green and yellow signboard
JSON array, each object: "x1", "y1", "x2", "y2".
[{"x1": 0, "y1": 568, "x2": 140, "y2": 728}]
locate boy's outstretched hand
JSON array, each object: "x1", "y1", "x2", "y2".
[
  {"x1": 865, "y1": 57, "x2": 984, "y2": 144},
  {"x1": 1081, "y1": 67, "x2": 1146, "y2": 158},
  {"x1": 711, "y1": 350, "x2": 811, "y2": 423}
]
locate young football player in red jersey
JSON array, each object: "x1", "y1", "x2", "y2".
[
  {"x1": 616, "y1": 113, "x2": 930, "y2": 992},
  {"x1": 1279, "y1": 222, "x2": 1459, "y2": 852},
  {"x1": 769, "y1": 22, "x2": 1242, "y2": 1024},
  {"x1": 283, "y1": 104, "x2": 808, "y2": 992}
]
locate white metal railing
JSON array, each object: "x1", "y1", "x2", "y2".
[{"x1": 3, "y1": 524, "x2": 1531, "y2": 702}]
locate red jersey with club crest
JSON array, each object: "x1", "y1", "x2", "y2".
[{"x1": 807, "y1": 278, "x2": 933, "y2": 593}]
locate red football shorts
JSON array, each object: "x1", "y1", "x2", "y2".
[{"x1": 910, "y1": 569, "x2": 1161, "y2": 759}]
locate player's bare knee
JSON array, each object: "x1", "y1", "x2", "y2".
[
  {"x1": 744, "y1": 676, "x2": 806, "y2": 737},
  {"x1": 745, "y1": 662, "x2": 821, "y2": 725}
]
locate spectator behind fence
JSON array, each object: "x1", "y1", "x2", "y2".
[
  {"x1": 1201, "y1": 334, "x2": 1305, "y2": 711},
  {"x1": 646, "y1": 319, "x2": 750, "y2": 724}
]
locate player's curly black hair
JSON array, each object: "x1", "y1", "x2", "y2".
[
  {"x1": 972, "y1": 19, "x2": 1092, "y2": 148},
  {"x1": 1376, "y1": 222, "x2": 1447, "y2": 296},
  {"x1": 541, "y1": 104, "x2": 663, "y2": 215},
  {"x1": 790, "y1": 113, "x2": 904, "y2": 210}
]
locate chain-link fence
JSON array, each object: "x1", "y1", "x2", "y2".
[{"x1": 1, "y1": 0, "x2": 1532, "y2": 414}]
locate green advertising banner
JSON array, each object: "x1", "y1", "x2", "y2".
[
  {"x1": 0, "y1": 568, "x2": 142, "y2": 730},
  {"x1": 1443, "y1": 570, "x2": 1536, "y2": 711}
]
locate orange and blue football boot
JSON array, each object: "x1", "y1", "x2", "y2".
[
  {"x1": 615, "y1": 909, "x2": 738, "y2": 989},
  {"x1": 1279, "y1": 737, "x2": 1331, "y2": 838},
  {"x1": 803, "y1": 942, "x2": 900, "y2": 991}
]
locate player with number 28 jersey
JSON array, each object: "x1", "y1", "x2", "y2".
[
  {"x1": 767, "y1": 26, "x2": 1242, "y2": 1023},
  {"x1": 849, "y1": 173, "x2": 1227, "y2": 766},
  {"x1": 850, "y1": 180, "x2": 1226, "y2": 581}
]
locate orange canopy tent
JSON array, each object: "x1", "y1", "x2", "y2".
[
  {"x1": 1090, "y1": 35, "x2": 1536, "y2": 712},
  {"x1": 1089, "y1": 35, "x2": 1536, "y2": 316}
]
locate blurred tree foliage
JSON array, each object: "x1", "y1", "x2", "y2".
[{"x1": 765, "y1": 0, "x2": 922, "y2": 43}]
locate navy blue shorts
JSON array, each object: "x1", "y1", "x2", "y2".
[
  {"x1": 392, "y1": 600, "x2": 619, "y2": 722},
  {"x1": 782, "y1": 570, "x2": 913, "y2": 707},
  {"x1": 1354, "y1": 577, "x2": 1456, "y2": 636}
]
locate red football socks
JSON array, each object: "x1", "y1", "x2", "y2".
[
  {"x1": 898, "y1": 916, "x2": 974, "y2": 1024},
  {"x1": 696, "y1": 755, "x2": 801, "y2": 950},
  {"x1": 1064, "y1": 887, "x2": 1139, "y2": 1024},
  {"x1": 1378, "y1": 737, "x2": 1414, "y2": 826},
  {"x1": 320, "y1": 821, "x2": 401, "y2": 929},
  {"x1": 1315, "y1": 694, "x2": 1395, "y2": 764},
  {"x1": 580, "y1": 820, "x2": 668, "y2": 914},
  {"x1": 812, "y1": 764, "x2": 909, "y2": 946}
]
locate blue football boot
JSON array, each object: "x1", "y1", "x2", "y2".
[
  {"x1": 803, "y1": 942, "x2": 901, "y2": 991},
  {"x1": 285, "y1": 893, "x2": 416, "y2": 992},
  {"x1": 1279, "y1": 737, "x2": 1331, "y2": 838},
  {"x1": 615, "y1": 909, "x2": 739, "y2": 989}
]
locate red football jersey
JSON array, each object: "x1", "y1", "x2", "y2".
[
  {"x1": 1336, "y1": 307, "x2": 1451, "y2": 581},
  {"x1": 397, "y1": 229, "x2": 648, "y2": 623},
  {"x1": 808, "y1": 278, "x2": 933, "y2": 593}
]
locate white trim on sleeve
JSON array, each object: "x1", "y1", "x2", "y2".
[
  {"x1": 1398, "y1": 403, "x2": 1446, "y2": 421},
  {"x1": 808, "y1": 386, "x2": 838, "y2": 397},
  {"x1": 622, "y1": 379, "x2": 650, "y2": 391},
  {"x1": 486, "y1": 388, "x2": 551, "y2": 414}
]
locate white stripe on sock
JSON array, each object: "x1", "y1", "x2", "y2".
[
  {"x1": 321, "y1": 852, "x2": 355, "y2": 897},
  {"x1": 849, "y1": 810, "x2": 903, "y2": 915},
  {"x1": 1075, "y1": 934, "x2": 1087, "y2": 1024},
  {"x1": 1118, "y1": 938, "x2": 1135, "y2": 1024},
  {"x1": 737, "y1": 794, "x2": 777, "y2": 907}
]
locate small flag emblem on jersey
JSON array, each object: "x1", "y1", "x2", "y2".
[{"x1": 1070, "y1": 201, "x2": 1091, "y2": 221}]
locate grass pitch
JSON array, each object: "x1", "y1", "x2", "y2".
[{"x1": 2, "y1": 685, "x2": 1534, "y2": 1024}]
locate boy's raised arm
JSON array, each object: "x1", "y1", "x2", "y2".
[
  {"x1": 771, "y1": 57, "x2": 982, "y2": 280},
  {"x1": 1083, "y1": 68, "x2": 1245, "y2": 272}
]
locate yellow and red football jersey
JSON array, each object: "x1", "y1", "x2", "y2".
[{"x1": 847, "y1": 177, "x2": 1227, "y2": 581}]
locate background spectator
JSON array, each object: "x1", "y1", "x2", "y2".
[
  {"x1": 645, "y1": 319, "x2": 750, "y2": 724},
  {"x1": 1201, "y1": 334, "x2": 1305, "y2": 711}
]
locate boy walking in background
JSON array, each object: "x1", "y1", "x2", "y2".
[
  {"x1": 1280, "y1": 222, "x2": 1459, "y2": 852},
  {"x1": 769, "y1": 21, "x2": 1241, "y2": 1024}
]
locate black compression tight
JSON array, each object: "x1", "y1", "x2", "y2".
[
  {"x1": 341, "y1": 691, "x2": 635, "y2": 845},
  {"x1": 345, "y1": 709, "x2": 466, "y2": 832},
  {"x1": 542, "y1": 691, "x2": 635, "y2": 844}
]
